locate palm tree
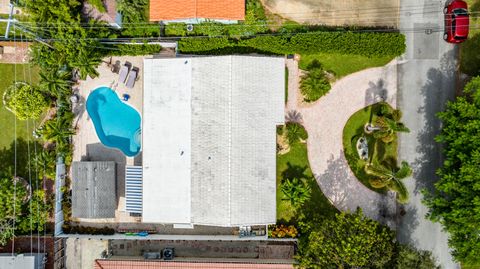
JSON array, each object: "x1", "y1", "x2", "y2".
[
  {"x1": 37, "y1": 113, "x2": 75, "y2": 147},
  {"x1": 285, "y1": 122, "x2": 308, "y2": 146},
  {"x1": 365, "y1": 161, "x2": 412, "y2": 203},
  {"x1": 372, "y1": 110, "x2": 410, "y2": 143},
  {"x1": 72, "y1": 50, "x2": 101, "y2": 80},
  {"x1": 300, "y1": 69, "x2": 331, "y2": 102},
  {"x1": 39, "y1": 69, "x2": 72, "y2": 99},
  {"x1": 281, "y1": 178, "x2": 311, "y2": 207},
  {"x1": 30, "y1": 149, "x2": 56, "y2": 179}
]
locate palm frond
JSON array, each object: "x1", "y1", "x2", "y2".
[
  {"x1": 388, "y1": 178, "x2": 409, "y2": 203},
  {"x1": 394, "y1": 161, "x2": 413, "y2": 179}
]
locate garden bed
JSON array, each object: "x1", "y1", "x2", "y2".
[{"x1": 342, "y1": 103, "x2": 398, "y2": 193}]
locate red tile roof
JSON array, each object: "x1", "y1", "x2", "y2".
[
  {"x1": 94, "y1": 260, "x2": 294, "y2": 269},
  {"x1": 149, "y1": 0, "x2": 245, "y2": 21}
]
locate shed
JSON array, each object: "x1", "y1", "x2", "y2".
[{"x1": 72, "y1": 161, "x2": 117, "y2": 219}]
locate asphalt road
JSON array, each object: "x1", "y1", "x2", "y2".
[{"x1": 396, "y1": 0, "x2": 459, "y2": 268}]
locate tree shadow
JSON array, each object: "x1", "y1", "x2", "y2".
[
  {"x1": 365, "y1": 79, "x2": 388, "y2": 106},
  {"x1": 396, "y1": 203, "x2": 420, "y2": 247},
  {"x1": 82, "y1": 143, "x2": 126, "y2": 206},
  {"x1": 281, "y1": 162, "x2": 309, "y2": 182},
  {"x1": 314, "y1": 152, "x2": 397, "y2": 228},
  {"x1": 0, "y1": 138, "x2": 42, "y2": 180},
  {"x1": 412, "y1": 49, "x2": 456, "y2": 195}
]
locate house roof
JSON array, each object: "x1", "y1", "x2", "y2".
[
  {"x1": 0, "y1": 254, "x2": 45, "y2": 269},
  {"x1": 142, "y1": 56, "x2": 284, "y2": 226},
  {"x1": 94, "y1": 260, "x2": 294, "y2": 269},
  {"x1": 149, "y1": 0, "x2": 245, "y2": 21},
  {"x1": 72, "y1": 161, "x2": 117, "y2": 219}
]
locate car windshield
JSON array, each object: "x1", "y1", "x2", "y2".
[{"x1": 453, "y1": 8, "x2": 468, "y2": 16}]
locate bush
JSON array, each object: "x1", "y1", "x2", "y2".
[
  {"x1": 108, "y1": 44, "x2": 162, "y2": 56},
  {"x1": 63, "y1": 225, "x2": 115, "y2": 235},
  {"x1": 300, "y1": 68, "x2": 331, "y2": 102},
  {"x1": 285, "y1": 122, "x2": 308, "y2": 145},
  {"x1": 178, "y1": 31, "x2": 406, "y2": 57},
  {"x1": 4, "y1": 83, "x2": 49, "y2": 120},
  {"x1": 268, "y1": 224, "x2": 298, "y2": 238},
  {"x1": 394, "y1": 245, "x2": 440, "y2": 269}
]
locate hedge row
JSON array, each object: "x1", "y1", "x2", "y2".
[
  {"x1": 178, "y1": 31, "x2": 406, "y2": 57},
  {"x1": 108, "y1": 44, "x2": 163, "y2": 56},
  {"x1": 63, "y1": 225, "x2": 115, "y2": 235}
]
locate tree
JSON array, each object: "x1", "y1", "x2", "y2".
[
  {"x1": 0, "y1": 177, "x2": 26, "y2": 246},
  {"x1": 30, "y1": 149, "x2": 56, "y2": 180},
  {"x1": 297, "y1": 208, "x2": 396, "y2": 269},
  {"x1": 423, "y1": 76, "x2": 480, "y2": 264},
  {"x1": 72, "y1": 50, "x2": 101, "y2": 80},
  {"x1": 39, "y1": 68, "x2": 72, "y2": 99},
  {"x1": 37, "y1": 112, "x2": 75, "y2": 147},
  {"x1": 18, "y1": 190, "x2": 51, "y2": 234},
  {"x1": 373, "y1": 111, "x2": 410, "y2": 143},
  {"x1": 281, "y1": 178, "x2": 311, "y2": 207},
  {"x1": 300, "y1": 68, "x2": 331, "y2": 102},
  {"x1": 365, "y1": 161, "x2": 412, "y2": 203},
  {"x1": 4, "y1": 83, "x2": 49, "y2": 120},
  {"x1": 285, "y1": 122, "x2": 308, "y2": 145},
  {"x1": 394, "y1": 245, "x2": 440, "y2": 269}
]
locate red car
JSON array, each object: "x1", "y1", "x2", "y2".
[{"x1": 444, "y1": 0, "x2": 470, "y2": 43}]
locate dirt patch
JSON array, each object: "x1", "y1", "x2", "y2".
[{"x1": 262, "y1": 0, "x2": 400, "y2": 27}]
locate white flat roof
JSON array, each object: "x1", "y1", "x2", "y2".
[
  {"x1": 142, "y1": 59, "x2": 192, "y2": 223},
  {"x1": 143, "y1": 56, "x2": 284, "y2": 226}
]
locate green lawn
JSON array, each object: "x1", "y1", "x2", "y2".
[
  {"x1": 342, "y1": 103, "x2": 398, "y2": 193},
  {"x1": 276, "y1": 141, "x2": 338, "y2": 223},
  {"x1": 0, "y1": 64, "x2": 40, "y2": 149},
  {"x1": 460, "y1": 0, "x2": 480, "y2": 76},
  {"x1": 299, "y1": 53, "x2": 393, "y2": 78}
]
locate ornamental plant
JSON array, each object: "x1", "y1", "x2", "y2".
[{"x1": 4, "y1": 83, "x2": 49, "y2": 120}]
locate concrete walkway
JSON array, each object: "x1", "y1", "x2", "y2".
[{"x1": 286, "y1": 59, "x2": 399, "y2": 227}]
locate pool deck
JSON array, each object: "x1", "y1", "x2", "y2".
[{"x1": 72, "y1": 55, "x2": 151, "y2": 223}]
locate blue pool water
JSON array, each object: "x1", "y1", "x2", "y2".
[{"x1": 86, "y1": 87, "x2": 141, "y2": 157}]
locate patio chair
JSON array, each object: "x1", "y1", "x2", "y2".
[
  {"x1": 118, "y1": 62, "x2": 132, "y2": 84},
  {"x1": 126, "y1": 67, "x2": 139, "y2": 89}
]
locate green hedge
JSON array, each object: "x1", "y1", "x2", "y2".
[
  {"x1": 178, "y1": 31, "x2": 406, "y2": 57},
  {"x1": 108, "y1": 44, "x2": 162, "y2": 56}
]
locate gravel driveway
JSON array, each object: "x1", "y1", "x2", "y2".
[{"x1": 286, "y1": 59, "x2": 399, "y2": 227}]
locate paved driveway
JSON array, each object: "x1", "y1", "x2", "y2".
[
  {"x1": 287, "y1": 60, "x2": 399, "y2": 227},
  {"x1": 262, "y1": 0, "x2": 400, "y2": 27},
  {"x1": 396, "y1": 0, "x2": 459, "y2": 268}
]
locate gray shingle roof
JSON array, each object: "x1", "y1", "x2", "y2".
[{"x1": 72, "y1": 161, "x2": 116, "y2": 219}]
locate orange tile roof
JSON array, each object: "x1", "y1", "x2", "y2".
[
  {"x1": 94, "y1": 260, "x2": 294, "y2": 269},
  {"x1": 149, "y1": 0, "x2": 245, "y2": 21}
]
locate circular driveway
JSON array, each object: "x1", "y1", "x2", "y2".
[{"x1": 286, "y1": 59, "x2": 399, "y2": 227}]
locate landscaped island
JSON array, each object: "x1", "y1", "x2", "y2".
[{"x1": 343, "y1": 102, "x2": 411, "y2": 203}]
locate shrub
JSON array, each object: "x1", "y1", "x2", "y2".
[
  {"x1": 108, "y1": 44, "x2": 162, "y2": 56},
  {"x1": 300, "y1": 69, "x2": 331, "y2": 102},
  {"x1": 165, "y1": 23, "x2": 189, "y2": 36},
  {"x1": 268, "y1": 224, "x2": 298, "y2": 238},
  {"x1": 281, "y1": 178, "x2": 312, "y2": 207},
  {"x1": 285, "y1": 122, "x2": 308, "y2": 145},
  {"x1": 87, "y1": 0, "x2": 106, "y2": 12},
  {"x1": 4, "y1": 83, "x2": 49, "y2": 120},
  {"x1": 394, "y1": 245, "x2": 440, "y2": 269}
]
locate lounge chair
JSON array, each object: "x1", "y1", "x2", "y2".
[
  {"x1": 111, "y1": 60, "x2": 121, "y2": 74},
  {"x1": 126, "y1": 67, "x2": 139, "y2": 89},
  {"x1": 118, "y1": 62, "x2": 132, "y2": 83}
]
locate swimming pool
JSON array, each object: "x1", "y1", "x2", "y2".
[{"x1": 86, "y1": 87, "x2": 141, "y2": 157}]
